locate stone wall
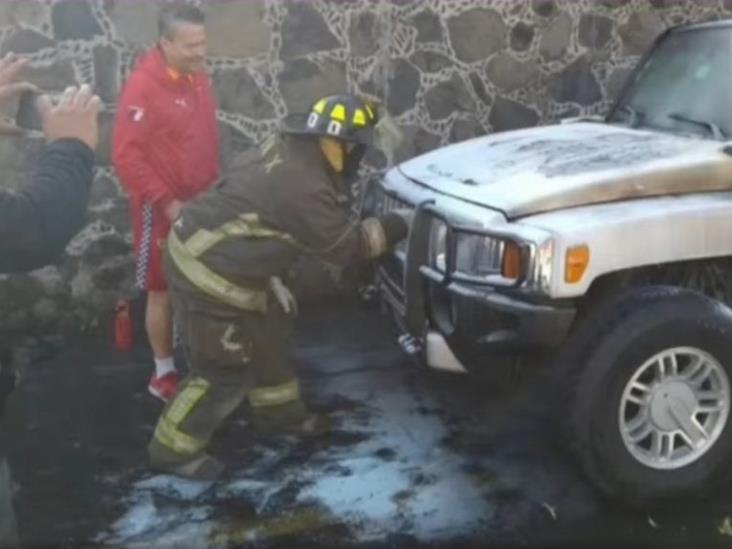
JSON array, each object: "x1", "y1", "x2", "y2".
[{"x1": 1, "y1": 0, "x2": 731, "y2": 343}]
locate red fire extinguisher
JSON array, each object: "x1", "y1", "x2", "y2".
[{"x1": 114, "y1": 299, "x2": 133, "y2": 351}]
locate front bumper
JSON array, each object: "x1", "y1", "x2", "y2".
[{"x1": 378, "y1": 200, "x2": 576, "y2": 373}]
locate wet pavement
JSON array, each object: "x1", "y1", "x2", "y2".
[{"x1": 5, "y1": 297, "x2": 732, "y2": 547}]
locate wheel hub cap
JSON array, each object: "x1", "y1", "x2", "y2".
[
  {"x1": 649, "y1": 381, "x2": 697, "y2": 432},
  {"x1": 619, "y1": 347, "x2": 730, "y2": 470}
]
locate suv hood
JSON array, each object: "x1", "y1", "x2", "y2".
[{"x1": 397, "y1": 122, "x2": 732, "y2": 218}]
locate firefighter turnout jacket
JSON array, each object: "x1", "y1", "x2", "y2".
[{"x1": 168, "y1": 133, "x2": 408, "y2": 310}]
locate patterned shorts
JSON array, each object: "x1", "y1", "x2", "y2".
[{"x1": 131, "y1": 201, "x2": 171, "y2": 292}]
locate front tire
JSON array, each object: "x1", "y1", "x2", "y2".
[{"x1": 560, "y1": 286, "x2": 732, "y2": 506}]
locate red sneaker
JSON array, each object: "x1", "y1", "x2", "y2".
[{"x1": 148, "y1": 372, "x2": 179, "y2": 402}]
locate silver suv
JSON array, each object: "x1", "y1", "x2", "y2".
[{"x1": 365, "y1": 20, "x2": 732, "y2": 506}]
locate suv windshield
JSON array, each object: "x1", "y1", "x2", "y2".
[{"x1": 608, "y1": 26, "x2": 732, "y2": 140}]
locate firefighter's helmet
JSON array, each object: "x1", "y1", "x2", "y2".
[{"x1": 282, "y1": 94, "x2": 378, "y2": 146}]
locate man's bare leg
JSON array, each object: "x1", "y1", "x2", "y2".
[
  {"x1": 146, "y1": 290, "x2": 177, "y2": 402},
  {"x1": 147, "y1": 290, "x2": 173, "y2": 360}
]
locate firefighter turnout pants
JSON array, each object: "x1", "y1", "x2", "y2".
[{"x1": 148, "y1": 251, "x2": 304, "y2": 469}]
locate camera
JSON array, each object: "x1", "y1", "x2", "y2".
[{"x1": 14, "y1": 90, "x2": 43, "y2": 132}]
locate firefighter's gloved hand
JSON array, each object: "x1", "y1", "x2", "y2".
[
  {"x1": 392, "y1": 208, "x2": 414, "y2": 229},
  {"x1": 386, "y1": 208, "x2": 413, "y2": 245},
  {"x1": 270, "y1": 276, "x2": 298, "y2": 316}
]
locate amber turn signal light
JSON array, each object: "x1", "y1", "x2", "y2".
[
  {"x1": 565, "y1": 245, "x2": 590, "y2": 283},
  {"x1": 501, "y1": 241, "x2": 522, "y2": 280}
]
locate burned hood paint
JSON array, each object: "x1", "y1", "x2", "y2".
[{"x1": 397, "y1": 122, "x2": 732, "y2": 218}]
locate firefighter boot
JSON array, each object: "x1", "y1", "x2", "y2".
[
  {"x1": 250, "y1": 399, "x2": 331, "y2": 438},
  {"x1": 150, "y1": 453, "x2": 225, "y2": 481}
]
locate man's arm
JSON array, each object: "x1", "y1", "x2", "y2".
[
  {"x1": 0, "y1": 138, "x2": 94, "y2": 273},
  {"x1": 0, "y1": 76, "x2": 101, "y2": 273},
  {"x1": 112, "y1": 73, "x2": 176, "y2": 212}
]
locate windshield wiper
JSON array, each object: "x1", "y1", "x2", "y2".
[
  {"x1": 667, "y1": 112, "x2": 726, "y2": 140},
  {"x1": 613, "y1": 105, "x2": 644, "y2": 128}
]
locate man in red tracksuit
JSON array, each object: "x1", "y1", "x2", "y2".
[{"x1": 113, "y1": 4, "x2": 219, "y2": 402}]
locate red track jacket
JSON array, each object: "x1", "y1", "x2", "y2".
[{"x1": 112, "y1": 46, "x2": 220, "y2": 211}]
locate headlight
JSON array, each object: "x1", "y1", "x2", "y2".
[
  {"x1": 525, "y1": 238, "x2": 554, "y2": 293},
  {"x1": 425, "y1": 212, "x2": 555, "y2": 293},
  {"x1": 454, "y1": 230, "x2": 557, "y2": 288},
  {"x1": 454, "y1": 233, "x2": 525, "y2": 283},
  {"x1": 455, "y1": 233, "x2": 504, "y2": 277},
  {"x1": 432, "y1": 225, "x2": 521, "y2": 282}
]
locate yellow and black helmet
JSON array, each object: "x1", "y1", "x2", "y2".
[{"x1": 282, "y1": 94, "x2": 378, "y2": 146}]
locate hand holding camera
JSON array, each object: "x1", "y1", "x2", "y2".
[
  {"x1": 37, "y1": 84, "x2": 102, "y2": 150},
  {"x1": 0, "y1": 52, "x2": 102, "y2": 150},
  {"x1": 0, "y1": 53, "x2": 36, "y2": 135}
]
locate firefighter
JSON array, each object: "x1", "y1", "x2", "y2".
[{"x1": 148, "y1": 94, "x2": 411, "y2": 480}]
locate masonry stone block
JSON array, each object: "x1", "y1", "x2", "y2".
[
  {"x1": 387, "y1": 58, "x2": 420, "y2": 117},
  {"x1": 204, "y1": 0, "x2": 271, "y2": 58},
  {"x1": 548, "y1": 55, "x2": 602, "y2": 105},
  {"x1": 214, "y1": 68, "x2": 276, "y2": 119},
  {"x1": 281, "y1": 2, "x2": 340, "y2": 60},
  {"x1": 540, "y1": 11, "x2": 572, "y2": 62},
  {"x1": 1, "y1": 29, "x2": 54, "y2": 55},
  {"x1": 425, "y1": 74, "x2": 476, "y2": 120},
  {"x1": 579, "y1": 14, "x2": 614, "y2": 49},
  {"x1": 279, "y1": 58, "x2": 348, "y2": 113},
  {"x1": 52, "y1": 0, "x2": 102, "y2": 41},
  {"x1": 620, "y1": 11, "x2": 665, "y2": 56},
  {"x1": 486, "y1": 52, "x2": 538, "y2": 92},
  {"x1": 447, "y1": 8, "x2": 505, "y2": 63},
  {"x1": 489, "y1": 96, "x2": 539, "y2": 131}
]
